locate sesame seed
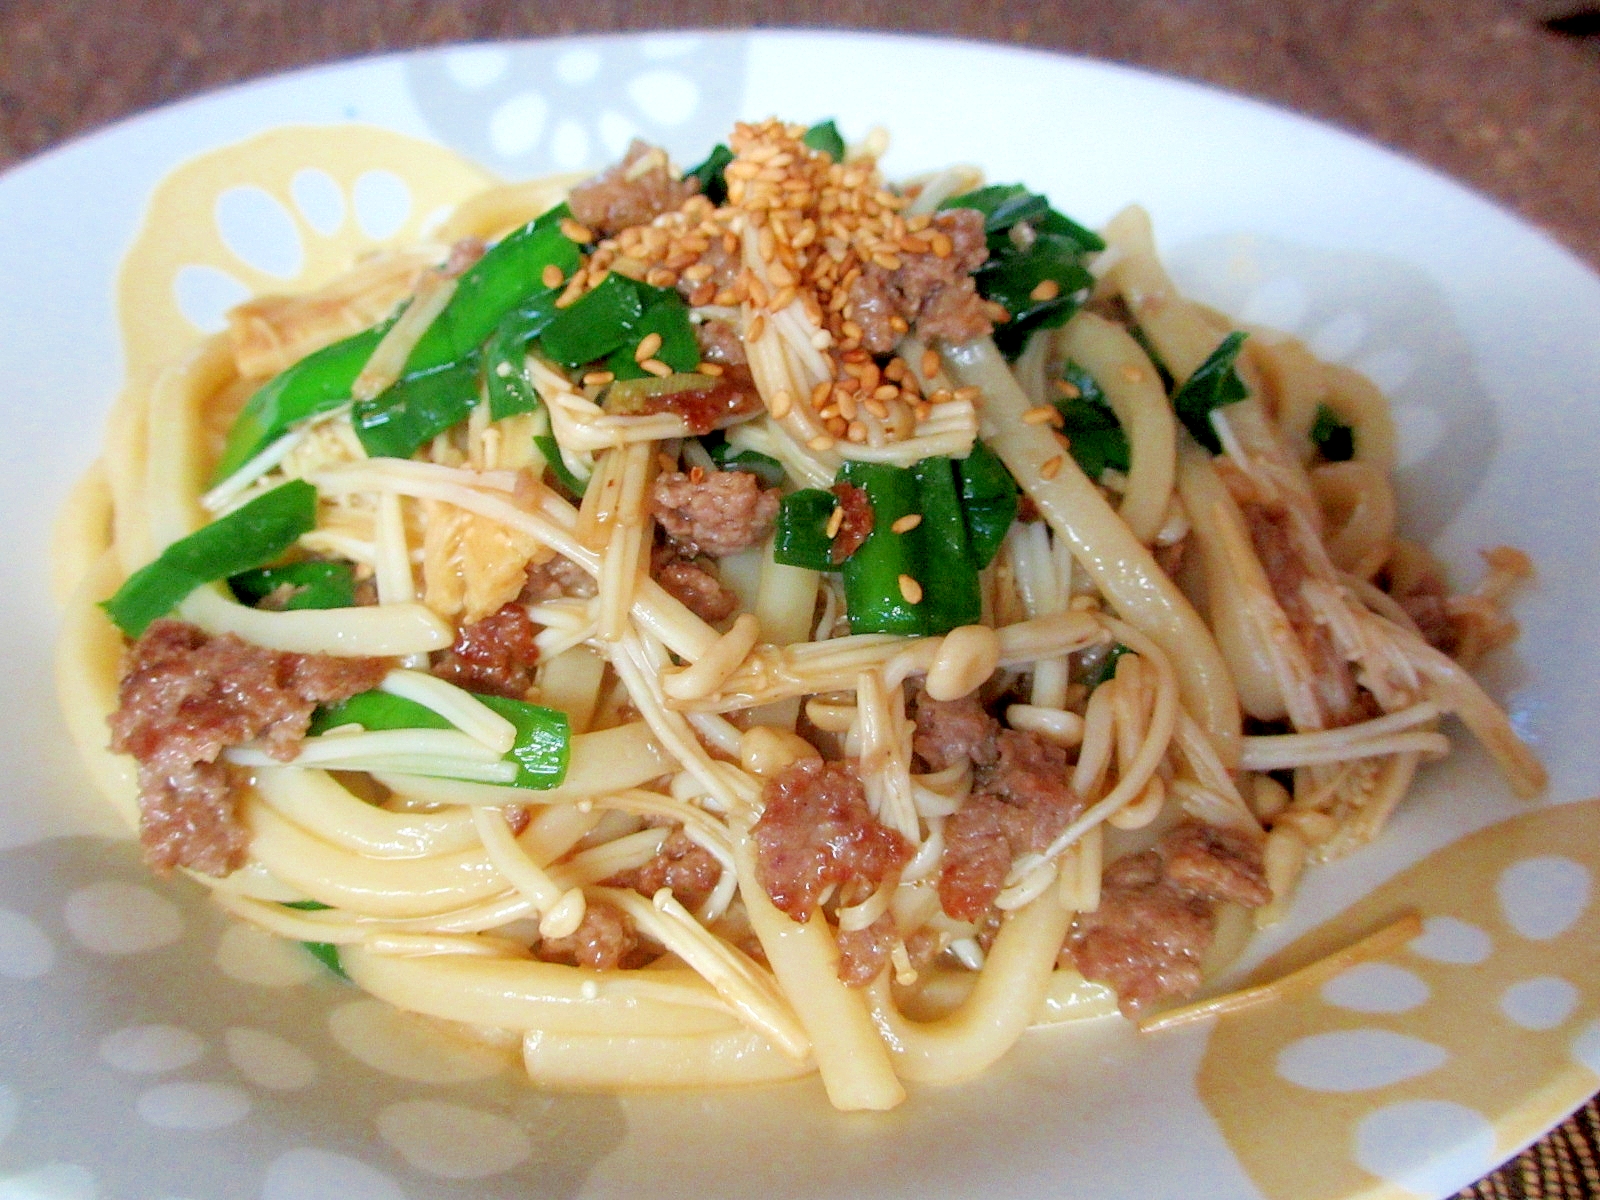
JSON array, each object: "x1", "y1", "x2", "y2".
[
  {"x1": 689, "y1": 282, "x2": 717, "y2": 306},
  {"x1": 810, "y1": 381, "x2": 833, "y2": 408},
  {"x1": 560, "y1": 218, "x2": 594, "y2": 244},
  {"x1": 864, "y1": 396, "x2": 889, "y2": 419},
  {"x1": 888, "y1": 315, "x2": 910, "y2": 334},
  {"x1": 682, "y1": 262, "x2": 714, "y2": 282},
  {"x1": 771, "y1": 389, "x2": 794, "y2": 418},
  {"x1": 1055, "y1": 378, "x2": 1082, "y2": 399},
  {"x1": 883, "y1": 358, "x2": 906, "y2": 382},
  {"x1": 1023, "y1": 405, "x2": 1058, "y2": 425},
  {"x1": 837, "y1": 391, "x2": 859, "y2": 420},
  {"x1": 640, "y1": 358, "x2": 673, "y2": 378},
  {"x1": 930, "y1": 232, "x2": 954, "y2": 258},
  {"x1": 846, "y1": 421, "x2": 868, "y2": 443},
  {"x1": 872, "y1": 251, "x2": 903, "y2": 271},
  {"x1": 554, "y1": 277, "x2": 586, "y2": 309},
  {"x1": 1120, "y1": 364, "x2": 1145, "y2": 384},
  {"x1": 952, "y1": 386, "x2": 982, "y2": 403},
  {"x1": 767, "y1": 261, "x2": 795, "y2": 288},
  {"x1": 891, "y1": 514, "x2": 923, "y2": 534},
  {"x1": 1040, "y1": 455, "x2": 1064, "y2": 480},
  {"x1": 873, "y1": 384, "x2": 899, "y2": 401},
  {"x1": 646, "y1": 267, "x2": 679, "y2": 289},
  {"x1": 808, "y1": 434, "x2": 836, "y2": 451},
  {"x1": 1029, "y1": 278, "x2": 1062, "y2": 302},
  {"x1": 810, "y1": 329, "x2": 833, "y2": 350},
  {"x1": 898, "y1": 574, "x2": 923, "y2": 603},
  {"x1": 541, "y1": 264, "x2": 565, "y2": 288},
  {"x1": 825, "y1": 504, "x2": 846, "y2": 538},
  {"x1": 900, "y1": 235, "x2": 931, "y2": 254},
  {"x1": 634, "y1": 332, "x2": 664, "y2": 364},
  {"x1": 770, "y1": 285, "x2": 798, "y2": 312},
  {"x1": 696, "y1": 361, "x2": 725, "y2": 376},
  {"x1": 921, "y1": 348, "x2": 941, "y2": 379},
  {"x1": 930, "y1": 388, "x2": 954, "y2": 405},
  {"x1": 582, "y1": 370, "x2": 615, "y2": 386},
  {"x1": 747, "y1": 313, "x2": 768, "y2": 343}
]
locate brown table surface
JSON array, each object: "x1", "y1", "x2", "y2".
[{"x1": 2, "y1": 1, "x2": 1596, "y2": 1196}]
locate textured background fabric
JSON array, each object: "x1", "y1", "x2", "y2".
[{"x1": 1, "y1": 2, "x2": 1595, "y2": 1194}]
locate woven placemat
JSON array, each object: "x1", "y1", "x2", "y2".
[{"x1": 1463, "y1": 1096, "x2": 1600, "y2": 1198}]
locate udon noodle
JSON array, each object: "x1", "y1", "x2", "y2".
[{"x1": 53, "y1": 118, "x2": 1542, "y2": 1111}]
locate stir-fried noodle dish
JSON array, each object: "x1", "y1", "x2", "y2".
[{"x1": 54, "y1": 118, "x2": 1544, "y2": 1110}]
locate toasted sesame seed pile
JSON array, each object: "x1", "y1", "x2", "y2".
[{"x1": 552, "y1": 119, "x2": 995, "y2": 446}]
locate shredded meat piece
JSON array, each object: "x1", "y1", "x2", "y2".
[
  {"x1": 536, "y1": 901, "x2": 640, "y2": 971},
  {"x1": 845, "y1": 208, "x2": 992, "y2": 352},
  {"x1": 607, "y1": 829, "x2": 722, "y2": 911},
  {"x1": 651, "y1": 468, "x2": 779, "y2": 557},
  {"x1": 835, "y1": 911, "x2": 898, "y2": 987},
  {"x1": 566, "y1": 140, "x2": 696, "y2": 239},
  {"x1": 752, "y1": 758, "x2": 913, "y2": 920},
  {"x1": 430, "y1": 603, "x2": 541, "y2": 700},
  {"x1": 1382, "y1": 560, "x2": 1458, "y2": 655},
  {"x1": 693, "y1": 318, "x2": 747, "y2": 367},
  {"x1": 108, "y1": 620, "x2": 388, "y2": 876},
  {"x1": 937, "y1": 729, "x2": 1082, "y2": 920},
  {"x1": 910, "y1": 688, "x2": 1000, "y2": 772},
  {"x1": 1067, "y1": 819, "x2": 1271, "y2": 1015},
  {"x1": 828, "y1": 482, "x2": 874, "y2": 565},
  {"x1": 519, "y1": 554, "x2": 596, "y2": 603},
  {"x1": 1241, "y1": 501, "x2": 1367, "y2": 726},
  {"x1": 651, "y1": 545, "x2": 740, "y2": 624}
]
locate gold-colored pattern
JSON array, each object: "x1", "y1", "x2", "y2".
[{"x1": 1201, "y1": 798, "x2": 1600, "y2": 1200}]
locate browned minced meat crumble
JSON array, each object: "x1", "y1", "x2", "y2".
[
  {"x1": 624, "y1": 367, "x2": 764, "y2": 436},
  {"x1": 606, "y1": 827, "x2": 723, "y2": 912},
  {"x1": 651, "y1": 468, "x2": 779, "y2": 557},
  {"x1": 108, "y1": 620, "x2": 388, "y2": 876},
  {"x1": 566, "y1": 139, "x2": 698, "y2": 239},
  {"x1": 429, "y1": 602, "x2": 541, "y2": 700},
  {"x1": 519, "y1": 554, "x2": 597, "y2": 603},
  {"x1": 753, "y1": 757, "x2": 912, "y2": 924},
  {"x1": 828, "y1": 482, "x2": 873, "y2": 565},
  {"x1": 847, "y1": 207, "x2": 993, "y2": 353},
  {"x1": 911, "y1": 690, "x2": 1086, "y2": 922},
  {"x1": 1067, "y1": 820, "x2": 1271, "y2": 1016},
  {"x1": 535, "y1": 900, "x2": 642, "y2": 971},
  {"x1": 650, "y1": 544, "x2": 740, "y2": 625}
]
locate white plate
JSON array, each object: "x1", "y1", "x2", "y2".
[{"x1": 1, "y1": 30, "x2": 1597, "y2": 1200}]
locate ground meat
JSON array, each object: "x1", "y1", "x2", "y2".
[
  {"x1": 828, "y1": 482, "x2": 874, "y2": 565},
  {"x1": 430, "y1": 603, "x2": 541, "y2": 700},
  {"x1": 752, "y1": 758, "x2": 913, "y2": 920},
  {"x1": 536, "y1": 901, "x2": 640, "y2": 971},
  {"x1": 1160, "y1": 820, "x2": 1272, "y2": 908},
  {"x1": 835, "y1": 911, "x2": 897, "y2": 987},
  {"x1": 937, "y1": 730, "x2": 1082, "y2": 920},
  {"x1": 693, "y1": 317, "x2": 747, "y2": 367},
  {"x1": 1242, "y1": 502, "x2": 1367, "y2": 726},
  {"x1": 624, "y1": 366, "x2": 763, "y2": 435},
  {"x1": 519, "y1": 554, "x2": 597, "y2": 603},
  {"x1": 607, "y1": 828, "x2": 722, "y2": 911},
  {"x1": 566, "y1": 140, "x2": 696, "y2": 239},
  {"x1": 651, "y1": 546, "x2": 740, "y2": 624},
  {"x1": 1068, "y1": 851, "x2": 1215, "y2": 1016},
  {"x1": 651, "y1": 468, "x2": 779, "y2": 557},
  {"x1": 910, "y1": 688, "x2": 1000, "y2": 772},
  {"x1": 1066, "y1": 819, "x2": 1271, "y2": 1015},
  {"x1": 845, "y1": 208, "x2": 992, "y2": 352},
  {"x1": 1383, "y1": 563, "x2": 1458, "y2": 655},
  {"x1": 108, "y1": 620, "x2": 388, "y2": 876}
]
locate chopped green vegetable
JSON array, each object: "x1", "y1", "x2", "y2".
[
  {"x1": 536, "y1": 271, "x2": 647, "y2": 368},
  {"x1": 910, "y1": 457, "x2": 982, "y2": 634},
  {"x1": 281, "y1": 899, "x2": 333, "y2": 911},
  {"x1": 302, "y1": 941, "x2": 347, "y2": 979},
  {"x1": 954, "y1": 440, "x2": 1019, "y2": 570},
  {"x1": 837, "y1": 462, "x2": 926, "y2": 635},
  {"x1": 1056, "y1": 362, "x2": 1130, "y2": 480},
  {"x1": 229, "y1": 561, "x2": 357, "y2": 611},
  {"x1": 352, "y1": 354, "x2": 482, "y2": 460},
  {"x1": 939, "y1": 184, "x2": 1105, "y2": 360},
  {"x1": 802, "y1": 119, "x2": 846, "y2": 162},
  {"x1": 1171, "y1": 331, "x2": 1249, "y2": 454},
  {"x1": 1085, "y1": 642, "x2": 1130, "y2": 689},
  {"x1": 311, "y1": 689, "x2": 571, "y2": 789},
  {"x1": 401, "y1": 206, "x2": 581, "y2": 372},
  {"x1": 772, "y1": 488, "x2": 839, "y2": 572},
  {"x1": 212, "y1": 324, "x2": 389, "y2": 483},
  {"x1": 685, "y1": 143, "x2": 734, "y2": 206},
  {"x1": 702, "y1": 433, "x2": 786, "y2": 488},
  {"x1": 102, "y1": 480, "x2": 319, "y2": 637},
  {"x1": 1311, "y1": 403, "x2": 1356, "y2": 462},
  {"x1": 602, "y1": 290, "x2": 700, "y2": 380}
]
